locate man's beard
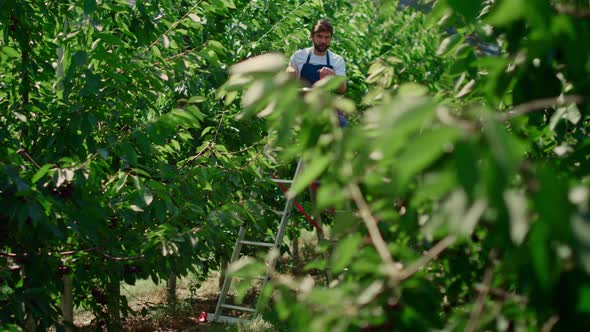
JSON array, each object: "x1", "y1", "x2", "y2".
[{"x1": 313, "y1": 42, "x2": 329, "y2": 53}]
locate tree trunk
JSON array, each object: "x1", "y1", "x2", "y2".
[
  {"x1": 166, "y1": 273, "x2": 177, "y2": 304},
  {"x1": 106, "y1": 279, "x2": 121, "y2": 331},
  {"x1": 218, "y1": 257, "x2": 227, "y2": 290},
  {"x1": 61, "y1": 274, "x2": 74, "y2": 332},
  {"x1": 291, "y1": 236, "x2": 299, "y2": 259}
]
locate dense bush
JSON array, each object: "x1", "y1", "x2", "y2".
[{"x1": 1, "y1": 0, "x2": 589, "y2": 331}]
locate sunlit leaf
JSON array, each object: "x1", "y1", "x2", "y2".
[
  {"x1": 229, "y1": 53, "x2": 287, "y2": 74},
  {"x1": 32, "y1": 164, "x2": 53, "y2": 184}
]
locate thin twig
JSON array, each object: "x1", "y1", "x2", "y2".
[
  {"x1": 145, "y1": 0, "x2": 205, "y2": 52},
  {"x1": 16, "y1": 148, "x2": 41, "y2": 169},
  {"x1": 96, "y1": 249, "x2": 144, "y2": 261},
  {"x1": 465, "y1": 252, "x2": 496, "y2": 332},
  {"x1": 1, "y1": 248, "x2": 143, "y2": 261},
  {"x1": 398, "y1": 235, "x2": 456, "y2": 281},
  {"x1": 121, "y1": 284, "x2": 159, "y2": 307},
  {"x1": 398, "y1": 200, "x2": 486, "y2": 281},
  {"x1": 0, "y1": 251, "x2": 19, "y2": 258},
  {"x1": 554, "y1": 4, "x2": 590, "y2": 18},
  {"x1": 253, "y1": 0, "x2": 313, "y2": 45},
  {"x1": 496, "y1": 95, "x2": 584, "y2": 122},
  {"x1": 1, "y1": 265, "x2": 22, "y2": 272},
  {"x1": 541, "y1": 315, "x2": 559, "y2": 332},
  {"x1": 178, "y1": 142, "x2": 212, "y2": 171},
  {"x1": 474, "y1": 284, "x2": 528, "y2": 304},
  {"x1": 348, "y1": 183, "x2": 398, "y2": 277},
  {"x1": 212, "y1": 111, "x2": 226, "y2": 144}
]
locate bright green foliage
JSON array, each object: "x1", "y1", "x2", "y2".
[
  {"x1": 222, "y1": 0, "x2": 590, "y2": 331},
  {"x1": 2, "y1": 0, "x2": 590, "y2": 331}
]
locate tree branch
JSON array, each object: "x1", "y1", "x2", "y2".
[
  {"x1": 178, "y1": 141, "x2": 212, "y2": 171},
  {"x1": 348, "y1": 183, "x2": 400, "y2": 278},
  {"x1": 474, "y1": 284, "x2": 528, "y2": 304},
  {"x1": 145, "y1": 0, "x2": 205, "y2": 51},
  {"x1": 1, "y1": 247, "x2": 144, "y2": 262},
  {"x1": 398, "y1": 235, "x2": 456, "y2": 281},
  {"x1": 16, "y1": 148, "x2": 40, "y2": 169},
  {"x1": 496, "y1": 95, "x2": 584, "y2": 122},
  {"x1": 465, "y1": 252, "x2": 496, "y2": 332},
  {"x1": 541, "y1": 315, "x2": 559, "y2": 332},
  {"x1": 554, "y1": 4, "x2": 590, "y2": 18}
]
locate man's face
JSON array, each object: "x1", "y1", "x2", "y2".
[{"x1": 311, "y1": 31, "x2": 332, "y2": 53}]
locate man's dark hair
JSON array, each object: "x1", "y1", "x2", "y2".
[{"x1": 311, "y1": 19, "x2": 333, "y2": 36}]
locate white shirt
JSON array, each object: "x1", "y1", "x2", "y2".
[{"x1": 289, "y1": 47, "x2": 346, "y2": 78}]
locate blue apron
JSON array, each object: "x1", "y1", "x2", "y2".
[{"x1": 300, "y1": 50, "x2": 348, "y2": 127}]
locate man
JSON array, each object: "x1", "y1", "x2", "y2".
[
  {"x1": 288, "y1": 19, "x2": 347, "y2": 126},
  {"x1": 288, "y1": 19, "x2": 346, "y2": 94}
]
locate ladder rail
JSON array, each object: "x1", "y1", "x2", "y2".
[
  {"x1": 212, "y1": 159, "x2": 306, "y2": 322},
  {"x1": 213, "y1": 224, "x2": 247, "y2": 321},
  {"x1": 260, "y1": 159, "x2": 305, "y2": 296}
]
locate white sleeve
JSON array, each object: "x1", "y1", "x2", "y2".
[
  {"x1": 289, "y1": 50, "x2": 306, "y2": 75},
  {"x1": 333, "y1": 56, "x2": 346, "y2": 77}
]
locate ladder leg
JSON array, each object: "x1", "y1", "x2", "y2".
[
  {"x1": 258, "y1": 159, "x2": 304, "y2": 308},
  {"x1": 308, "y1": 168, "x2": 332, "y2": 285},
  {"x1": 213, "y1": 223, "x2": 247, "y2": 321}
]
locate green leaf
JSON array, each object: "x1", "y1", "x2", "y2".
[
  {"x1": 484, "y1": 119, "x2": 526, "y2": 174},
  {"x1": 436, "y1": 34, "x2": 462, "y2": 56},
  {"x1": 529, "y1": 223, "x2": 552, "y2": 290},
  {"x1": 455, "y1": 79, "x2": 475, "y2": 98},
  {"x1": 504, "y1": 190, "x2": 529, "y2": 245},
  {"x1": 578, "y1": 286, "x2": 590, "y2": 313},
  {"x1": 229, "y1": 53, "x2": 287, "y2": 74},
  {"x1": 314, "y1": 75, "x2": 345, "y2": 92},
  {"x1": 396, "y1": 127, "x2": 462, "y2": 187},
  {"x1": 188, "y1": 96, "x2": 206, "y2": 104},
  {"x1": 151, "y1": 46, "x2": 161, "y2": 57},
  {"x1": 188, "y1": 13, "x2": 202, "y2": 24},
  {"x1": 316, "y1": 183, "x2": 346, "y2": 209},
  {"x1": 96, "y1": 32, "x2": 126, "y2": 46},
  {"x1": 1, "y1": 46, "x2": 20, "y2": 58},
  {"x1": 288, "y1": 155, "x2": 332, "y2": 198},
  {"x1": 130, "y1": 204, "x2": 144, "y2": 212},
  {"x1": 84, "y1": 0, "x2": 97, "y2": 13},
  {"x1": 32, "y1": 164, "x2": 53, "y2": 184},
  {"x1": 120, "y1": 142, "x2": 138, "y2": 165},
  {"x1": 208, "y1": 40, "x2": 226, "y2": 55},
  {"x1": 143, "y1": 190, "x2": 154, "y2": 206},
  {"x1": 397, "y1": 83, "x2": 428, "y2": 97},
  {"x1": 447, "y1": 0, "x2": 482, "y2": 21},
  {"x1": 331, "y1": 233, "x2": 362, "y2": 273}
]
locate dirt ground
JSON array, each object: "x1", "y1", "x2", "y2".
[{"x1": 74, "y1": 230, "x2": 324, "y2": 331}]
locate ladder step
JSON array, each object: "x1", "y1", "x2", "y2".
[
  {"x1": 271, "y1": 209, "x2": 284, "y2": 216},
  {"x1": 271, "y1": 178, "x2": 293, "y2": 184},
  {"x1": 221, "y1": 304, "x2": 257, "y2": 313},
  {"x1": 239, "y1": 240, "x2": 274, "y2": 247},
  {"x1": 208, "y1": 313, "x2": 250, "y2": 324}
]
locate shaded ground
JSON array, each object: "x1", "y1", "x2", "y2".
[
  {"x1": 74, "y1": 229, "x2": 325, "y2": 331},
  {"x1": 73, "y1": 272, "x2": 273, "y2": 331}
]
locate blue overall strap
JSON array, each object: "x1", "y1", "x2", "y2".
[
  {"x1": 307, "y1": 51, "x2": 331, "y2": 66},
  {"x1": 301, "y1": 50, "x2": 333, "y2": 85}
]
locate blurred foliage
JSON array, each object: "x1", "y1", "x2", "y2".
[{"x1": 1, "y1": 0, "x2": 590, "y2": 331}]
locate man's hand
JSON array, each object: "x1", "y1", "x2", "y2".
[
  {"x1": 318, "y1": 66, "x2": 335, "y2": 80},
  {"x1": 317, "y1": 67, "x2": 346, "y2": 94},
  {"x1": 286, "y1": 66, "x2": 298, "y2": 79}
]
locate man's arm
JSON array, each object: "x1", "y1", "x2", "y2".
[
  {"x1": 288, "y1": 50, "x2": 303, "y2": 79},
  {"x1": 286, "y1": 65, "x2": 299, "y2": 79},
  {"x1": 318, "y1": 67, "x2": 347, "y2": 94},
  {"x1": 337, "y1": 79, "x2": 346, "y2": 94}
]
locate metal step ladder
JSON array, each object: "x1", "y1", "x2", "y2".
[{"x1": 209, "y1": 159, "x2": 305, "y2": 323}]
